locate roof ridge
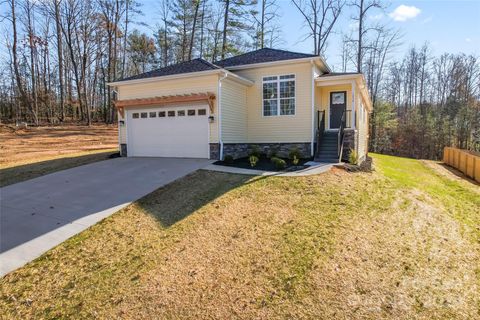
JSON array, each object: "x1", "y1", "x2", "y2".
[
  {"x1": 215, "y1": 47, "x2": 317, "y2": 64},
  {"x1": 195, "y1": 58, "x2": 222, "y2": 69}
]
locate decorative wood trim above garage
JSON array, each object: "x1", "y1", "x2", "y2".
[{"x1": 114, "y1": 92, "x2": 216, "y2": 117}]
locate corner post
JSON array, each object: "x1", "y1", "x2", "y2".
[{"x1": 351, "y1": 80, "x2": 356, "y2": 129}]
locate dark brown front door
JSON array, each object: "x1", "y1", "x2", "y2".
[{"x1": 330, "y1": 91, "x2": 346, "y2": 129}]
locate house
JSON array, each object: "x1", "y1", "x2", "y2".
[{"x1": 108, "y1": 48, "x2": 372, "y2": 163}]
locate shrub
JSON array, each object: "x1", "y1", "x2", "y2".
[
  {"x1": 249, "y1": 155, "x2": 259, "y2": 167},
  {"x1": 289, "y1": 148, "x2": 301, "y2": 165},
  {"x1": 292, "y1": 155, "x2": 299, "y2": 166},
  {"x1": 223, "y1": 155, "x2": 234, "y2": 164},
  {"x1": 249, "y1": 145, "x2": 261, "y2": 158},
  {"x1": 288, "y1": 148, "x2": 301, "y2": 160},
  {"x1": 348, "y1": 148, "x2": 358, "y2": 165},
  {"x1": 271, "y1": 157, "x2": 286, "y2": 170},
  {"x1": 268, "y1": 150, "x2": 277, "y2": 159}
]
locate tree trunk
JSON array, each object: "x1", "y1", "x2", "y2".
[
  {"x1": 221, "y1": 0, "x2": 230, "y2": 59},
  {"x1": 10, "y1": 0, "x2": 32, "y2": 125},
  {"x1": 199, "y1": 0, "x2": 205, "y2": 58},
  {"x1": 357, "y1": 0, "x2": 363, "y2": 73},
  {"x1": 26, "y1": 2, "x2": 39, "y2": 125},
  {"x1": 188, "y1": 0, "x2": 201, "y2": 61},
  {"x1": 54, "y1": 0, "x2": 65, "y2": 122}
]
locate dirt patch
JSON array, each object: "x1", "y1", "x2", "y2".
[
  {"x1": 0, "y1": 124, "x2": 117, "y2": 168},
  {"x1": 295, "y1": 189, "x2": 480, "y2": 319}
]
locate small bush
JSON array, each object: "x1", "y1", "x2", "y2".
[
  {"x1": 249, "y1": 145, "x2": 261, "y2": 158},
  {"x1": 271, "y1": 157, "x2": 286, "y2": 170},
  {"x1": 289, "y1": 148, "x2": 301, "y2": 165},
  {"x1": 288, "y1": 148, "x2": 301, "y2": 160},
  {"x1": 268, "y1": 147, "x2": 278, "y2": 159},
  {"x1": 223, "y1": 155, "x2": 234, "y2": 164},
  {"x1": 292, "y1": 155, "x2": 299, "y2": 166},
  {"x1": 249, "y1": 155, "x2": 259, "y2": 167},
  {"x1": 348, "y1": 148, "x2": 358, "y2": 165}
]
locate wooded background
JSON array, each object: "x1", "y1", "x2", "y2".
[{"x1": 0, "y1": 0, "x2": 479, "y2": 159}]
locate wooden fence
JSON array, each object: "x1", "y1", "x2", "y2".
[{"x1": 443, "y1": 147, "x2": 480, "y2": 183}]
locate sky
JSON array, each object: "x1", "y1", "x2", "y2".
[
  {"x1": 138, "y1": 0, "x2": 480, "y2": 70},
  {"x1": 0, "y1": 0, "x2": 478, "y2": 70}
]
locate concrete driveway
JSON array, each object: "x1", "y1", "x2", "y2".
[{"x1": 0, "y1": 157, "x2": 211, "y2": 276}]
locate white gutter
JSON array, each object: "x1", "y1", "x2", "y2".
[{"x1": 218, "y1": 71, "x2": 228, "y2": 160}]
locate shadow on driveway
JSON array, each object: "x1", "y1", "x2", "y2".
[{"x1": 0, "y1": 157, "x2": 211, "y2": 275}]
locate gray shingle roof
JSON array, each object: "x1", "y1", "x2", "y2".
[
  {"x1": 215, "y1": 48, "x2": 317, "y2": 68},
  {"x1": 117, "y1": 58, "x2": 221, "y2": 82},
  {"x1": 318, "y1": 72, "x2": 361, "y2": 77},
  {"x1": 115, "y1": 48, "x2": 320, "y2": 82}
]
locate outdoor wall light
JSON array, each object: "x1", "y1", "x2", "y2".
[
  {"x1": 208, "y1": 115, "x2": 215, "y2": 123},
  {"x1": 119, "y1": 120, "x2": 125, "y2": 126}
]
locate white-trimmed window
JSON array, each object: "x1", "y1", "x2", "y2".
[{"x1": 262, "y1": 74, "x2": 295, "y2": 116}]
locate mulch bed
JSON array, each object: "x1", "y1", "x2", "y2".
[{"x1": 214, "y1": 156, "x2": 312, "y2": 172}]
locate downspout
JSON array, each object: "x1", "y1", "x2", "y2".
[
  {"x1": 218, "y1": 71, "x2": 228, "y2": 160},
  {"x1": 310, "y1": 60, "x2": 315, "y2": 157}
]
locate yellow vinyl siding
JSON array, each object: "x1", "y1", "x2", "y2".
[
  {"x1": 221, "y1": 78, "x2": 248, "y2": 143},
  {"x1": 116, "y1": 74, "x2": 219, "y2": 143},
  {"x1": 317, "y1": 84, "x2": 353, "y2": 129},
  {"x1": 234, "y1": 62, "x2": 313, "y2": 143}
]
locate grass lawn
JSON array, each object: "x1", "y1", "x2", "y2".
[
  {"x1": 1, "y1": 154, "x2": 479, "y2": 319},
  {"x1": 0, "y1": 124, "x2": 118, "y2": 186}
]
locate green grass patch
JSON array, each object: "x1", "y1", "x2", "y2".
[{"x1": 372, "y1": 153, "x2": 480, "y2": 241}]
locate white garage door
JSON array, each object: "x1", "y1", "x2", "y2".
[{"x1": 127, "y1": 105, "x2": 209, "y2": 158}]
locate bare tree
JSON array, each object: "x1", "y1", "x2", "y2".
[
  {"x1": 349, "y1": 0, "x2": 382, "y2": 72},
  {"x1": 252, "y1": 0, "x2": 279, "y2": 49},
  {"x1": 188, "y1": 0, "x2": 201, "y2": 60},
  {"x1": 292, "y1": 0, "x2": 344, "y2": 55},
  {"x1": 7, "y1": 0, "x2": 35, "y2": 124},
  {"x1": 54, "y1": 0, "x2": 65, "y2": 121}
]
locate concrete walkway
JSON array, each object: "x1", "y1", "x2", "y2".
[
  {"x1": 0, "y1": 157, "x2": 211, "y2": 276},
  {"x1": 204, "y1": 161, "x2": 336, "y2": 177}
]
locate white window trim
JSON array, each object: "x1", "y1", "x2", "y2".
[{"x1": 262, "y1": 74, "x2": 296, "y2": 117}]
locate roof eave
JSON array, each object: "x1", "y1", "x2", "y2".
[
  {"x1": 107, "y1": 69, "x2": 223, "y2": 87},
  {"x1": 315, "y1": 74, "x2": 373, "y2": 111},
  {"x1": 223, "y1": 56, "x2": 330, "y2": 72},
  {"x1": 222, "y1": 70, "x2": 254, "y2": 86},
  {"x1": 107, "y1": 68, "x2": 253, "y2": 87}
]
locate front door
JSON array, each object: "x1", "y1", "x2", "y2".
[{"x1": 330, "y1": 91, "x2": 346, "y2": 129}]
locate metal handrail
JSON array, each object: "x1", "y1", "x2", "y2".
[
  {"x1": 316, "y1": 110, "x2": 325, "y2": 155},
  {"x1": 338, "y1": 111, "x2": 346, "y2": 161}
]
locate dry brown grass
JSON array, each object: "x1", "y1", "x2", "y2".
[
  {"x1": 0, "y1": 124, "x2": 117, "y2": 169},
  {"x1": 0, "y1": 124, "x2": 117, "y2": 186},
  {"x1": 1, "y1": 156, "x2": 479, "y2": 319}
]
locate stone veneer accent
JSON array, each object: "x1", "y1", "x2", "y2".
[
  {"x1": 120, "y1": 144, "x2": 128, "y2": 157},
  {"x1": 209, "y1": 143, "x2": 220, "y2": 160},
  {"x1": 223, "y1": 143, "x2": 311, "y2": 160},
  {"x1": 341, "y1": 129, "x2": 358, "y2": 162}
]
